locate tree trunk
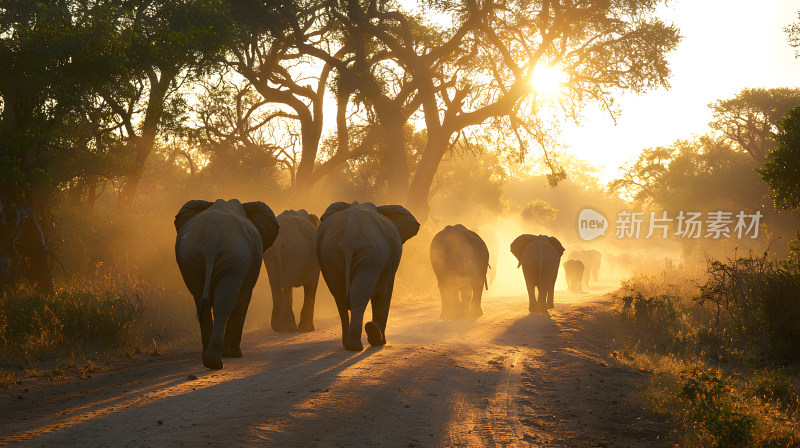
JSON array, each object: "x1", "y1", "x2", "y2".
[{"x1": 407, "y1": 130, "x2": 447, "y2": 221}]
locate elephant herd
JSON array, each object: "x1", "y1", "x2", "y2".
[{"x1": 173, "y1": 198, "x2": 605, "y2": 370}]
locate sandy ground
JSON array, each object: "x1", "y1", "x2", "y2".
[{"x1": 0, "y1": 287, "x2": 672, "y2": 447}]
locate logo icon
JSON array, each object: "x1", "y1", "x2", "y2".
[{"x1": 578, "y1": 208, "x2": 608, "y2": 241}]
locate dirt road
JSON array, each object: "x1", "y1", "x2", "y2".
[{"x1": 0, "y1": 288, "x2": 670, "y2": 447}]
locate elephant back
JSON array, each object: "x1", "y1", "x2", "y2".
[
  {"x1": 430, "y1": 225, "x2": 490, "y2": 278},
  {"x1": 511, "y1": 234, "x2": 564, "y2": 262}
]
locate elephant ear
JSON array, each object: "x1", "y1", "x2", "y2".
[
  {"x1": 242, "y1": 201, "x2": 280, "y2": 252},
  {"x1": 320, "y1": 202, "x2": 354, "y2": 222},
  {"x1": 546, "y1": 236, "x2": 566, "y2": 256},
  {"x1": 510, "y1": 234, "x2": 537, "y2": 264},
  {"x1": 174, "y1": 200, "x2": 213, "y2": 232},
  {"x1": 377, "y1": 205, "x2": 420, "y2": 243},
  {"x1": 308, "y1": 213, "x2": 320, "y2": 227}
]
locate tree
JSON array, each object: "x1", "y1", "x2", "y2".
[
  {"x1": 0, "y1": 1, "x2": 118, "y2": 206},
  {"x1": 609, "y1": 136, "x2": 766, "y2": 211},
  {"x1": 98, "y1": 0, "x2": 234, "y2": 209},
  {"x1": 521, "y1": 200, "x2": 558, "y2": 224},
  {"x1": 323, "y1": 0, "x2": 681, "y2": 217},
  {"x1": 786, "y1": 10, "x2": 800, "y2": 58},
  {"x1": 759, "y1": 106, "x2": 800, "y2": 211},
  {"x1": 709, "y1": 88, "x2": 800, "y2": 163}
]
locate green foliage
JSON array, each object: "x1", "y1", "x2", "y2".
[
  {"x1": 759, "y1": 106, "x2": 800, "y2": 212},
  {"x1": 679, "y1": 369, "x2": 757, "y2": 448}
]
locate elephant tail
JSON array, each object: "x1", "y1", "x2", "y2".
[
  {"x1": 199, "y1": 252, "x2": 216, "y2": 318},
  {"x1": 343, "y1": 246, "x2": 353, "y2": 307},
  {"x1": 484, "y1": 275, "x2": 488, "y2": 291},
  {"x1": 274, "y1": 241, "x2": 285, "y2": 286}
]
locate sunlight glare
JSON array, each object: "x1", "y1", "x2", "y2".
[{"x1": 530, "y1": 65, "x2": 568, "y2": 95}]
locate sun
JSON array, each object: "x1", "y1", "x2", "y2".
[{"x1": 530, "y1": 65, "x2": 569, "y2": 95}]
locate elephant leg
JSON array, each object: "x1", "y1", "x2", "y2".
[
  {"x1": 459, "y1": 288, "x2": 472, "y2": 318},
  {"x1": 546, "y1": 286, "x2": 555, "y2": 310},
  {"x1": 344, "y1": 269, "x2": 381, "y2": 351},
  {"x1": 271, "y1": 281, "x2": 297, "y2": 333},
  {"x1": 439, "y1": 282, "x2": 458, "y2": 320},
  {"x1": 297, "y1": 276, "x2": 319, "y2": 332},
  {"x1": 204, "y1": 277, "x2": 241, "y2": 370},
  {"x1": 469, "y1": 283, "x2": 484, "y2": 317},
  {"x1": 537, "y1": 285, "x2": 548, "y2": 312},
  {"x1": 222, "y1": 288, "x2": 253, "y2": 358},
  {"x1": 198, "y1": 296, "x2": 213, "y2": 356},
  {"x1": 367, "y1": 283, "x2": 392, "y2": 346}
]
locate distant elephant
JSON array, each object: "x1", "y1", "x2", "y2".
[
  {"x1": 175, "y1": 199, "x2": 279, "y2": 370},
  {"x1": 0, "y1": 199, "x2": 53, "y2": 292},
  {"x1": 316, "y1": 201, "x2": 420, "y2": 351},
  {"x1": 563, "y1": 259, "x2": 584, "y2": 293},
  {"x1": 569, "y1": 249, "x2": 602, "y2": 286},
  {"x1": 430, "y1": 225, "x2": 489, "y2": 319},
  {"x1": 511, "y1": 234, "x2": 565, "y2": 313},
  {"x1": 263, "y1": 209, "x2": 321, "y2": 333}
]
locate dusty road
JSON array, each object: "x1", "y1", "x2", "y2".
[{"x1": 0, "y1": 288, "x2": 670, "y2": 447}]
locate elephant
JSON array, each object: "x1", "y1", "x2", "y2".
[
  {"x1": 263, "y1": 209, "x2": 321, "y2": 333},
  {"x1": 430, "y1": 225, "x2": 489, "y2": 319},
  {"x1": 568, "y1": 249, "x2": 602, "y2": 286},
  {"x1": 510, "y1": 234, "x2": 565, "y2": 313},
  {"x1": 316, "y1": 201, "x2": 420, "y2": 351},
  {"x1": 563, "y1": 259, "x2": 585, "y2": 293},
  {"x1": 174, "y1": 199, "x2": 279, "y2": 370},
  {"x1": 0, "y1": 199, "x2": 52, "y2": 292}
]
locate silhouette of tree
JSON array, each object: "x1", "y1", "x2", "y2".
[
  {"x1": 710, "y1": 88, "x2": 800, "y2": 163},
  {"x1": 759, "y1": 106, "x2": 800, "y2": 212}
]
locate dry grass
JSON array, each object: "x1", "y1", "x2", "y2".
[{"x1": 613, "y1": 255, "x2": 800, "y2": 447}]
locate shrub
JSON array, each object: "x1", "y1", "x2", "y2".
[{"x1": 0, "y1": 285, "x2": 142, "y2": 363}]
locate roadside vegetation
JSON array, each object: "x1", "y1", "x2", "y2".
[{"x1": 614, "y1": 254, "x2": 800, "y2": 447}]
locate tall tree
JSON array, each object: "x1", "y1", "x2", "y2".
[
  {"x1": 304, "y1": 0, "x2": 680, "y2": 217},
  {"x1": 709, "y1": 87, "x2": 800, "y2": 163},
  {"x1": 98, "y1": 0, "x2": 234, "y2": 209}
]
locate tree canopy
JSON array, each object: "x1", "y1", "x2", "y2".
[{"x1": 759, "y1": 106, "x2": 800, "y2": 212}]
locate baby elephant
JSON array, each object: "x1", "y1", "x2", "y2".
[
  {"x1": 175, "y1": 199, "x2": 279, "y2": 369},
  {"x1": 563, "y1": 259, "x2": 585, "y2": 293},
  {"x1": 430, "y1": 225, "x2": 490, "y2": 319},
  {"x1": 511, "y1": 234, "x2": 565, "y2": 313}
]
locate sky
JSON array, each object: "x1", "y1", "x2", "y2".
[{"x1": 561, "y1": 0, "x2": 800, "y2": 181}]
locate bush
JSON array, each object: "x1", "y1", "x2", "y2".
[
  {"x1": 680, "y1": 369, "x2": 757, "y2": 448},
  {"x1": 0, "y1": 284, "x2": 142, "y2": 364},
  {"x1": 698, "y1": 254, "x2": 800, "y2": 361}
]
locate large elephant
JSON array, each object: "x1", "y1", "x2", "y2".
[
  {"x1": 511, "y1": 234, "x2": 565, "y2": 313},
  {"x1": 563, "y1": 259, "x2": 584, "y2": 293},
  {"x1": 316, "y1": 201, "x2": 420, "y2": 351},
  {"x1": 175, "y1": 199, "x2": 279, "y2": 370},
  {"x1": 430, "y1": 225, "x2": 489, "y2": 319},
  {"x1": 569, "y1": 249, "x2": 602, "y2": 286},
  {"x1": 263, "y1": 209, "x2": 321, "y2": 333}
]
